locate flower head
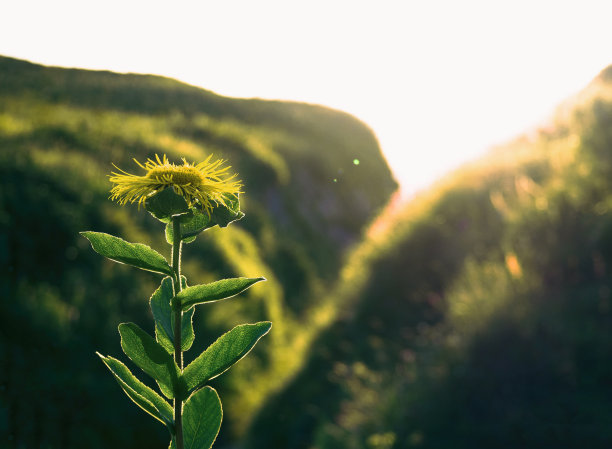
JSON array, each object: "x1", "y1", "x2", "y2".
[{"x1": 110, "y1": 154, "x2": 242, "y2": 215}]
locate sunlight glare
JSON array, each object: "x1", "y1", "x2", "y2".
[{"x1": 1, "y1": 0, "x2": 612, "y2": 198}]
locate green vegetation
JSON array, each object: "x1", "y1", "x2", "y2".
[
  {"x1": 246, "y1": 67, "x2": 612, "y2": 448},
  {"x1": 6, "y1": 54, "x2": 612, "y2": 449},
  {"x1": 0, "y1": 55, "x2": 395, "y2": 448}
]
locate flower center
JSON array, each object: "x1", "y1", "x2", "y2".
[{"x1": 146, "y1": 165, "x2": 203, "y2": 186}]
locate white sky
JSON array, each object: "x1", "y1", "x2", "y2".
[{"x1": 2, "y1": 0, "x2": 612, "y2": 197}]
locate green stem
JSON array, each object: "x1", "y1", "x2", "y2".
[{"x1": 171, "y1": 216, "x2": 184, "y2": 449}]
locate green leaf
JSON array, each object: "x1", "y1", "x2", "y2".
[
  {"x1": 118, "y1": 322, "x2": 182, "y2": 399},
  {"x1": 183, "y1": 386, "x2": 223, "y2": 449},
  {"x1": 97, "y1": 353, "x2": 174, "y2": 431},
  {"x1": 165, "y1": 208, "x2": 210, "y2": 245},
  {"x1": 165, "y1": 193, "x2": 245, "y2": 244},
  {"x1": 177, "y1": 277, "x2": 265, "y2": 312},
  {"x1": 81, "y1": 231, "x2": 173, "y2": 275},
  {"x1": 150, "y1": 277, "x2": 175, "y2": 352},
  {"x1": 155, "y1": 309, "x2": 195, "y2": 354},
  {"x1": 209, "y1": 193, "x2": 244, "y2": 228},
  {"x1": 183, "y1": 322, "x2": 272, "y2": 393},
  {"x1": 145, "y1": 187, "x2": 191, "y2": 223},
  {"x1": 151, "y1": 276, "x2": 195, "y2": 353}
]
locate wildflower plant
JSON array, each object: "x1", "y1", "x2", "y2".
[{"x1": 82, "y1": 155, "x2": 271, "y2": 449}]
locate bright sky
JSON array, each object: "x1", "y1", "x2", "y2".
[{"x1": 2, "y1": 0, "x2": 612, "y2": 197}]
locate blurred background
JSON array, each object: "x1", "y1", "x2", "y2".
[{"x1": 3, "y1": 1, "x2": 612, "y2": 448}]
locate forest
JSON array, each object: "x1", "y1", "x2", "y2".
[{"x1": 2, "y1": 55, "x2": 612, "y2": 448}]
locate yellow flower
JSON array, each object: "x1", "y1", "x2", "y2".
[{"x1": 109, "y1": 154, "x2": 242, "y2": 215}]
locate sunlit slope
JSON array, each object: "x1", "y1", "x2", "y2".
[
  {"x1": 246, "y1": 67, "x2": 612, "y2": 449},
  {"x1": 0, "y1": 55, "x2": 396, "y2": 276},
  {"x1": 0, "y1": 55, "x2": 396, "y2": 448}
]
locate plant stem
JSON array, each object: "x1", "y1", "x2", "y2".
[{"x1": 171, "y1": 216, "x2": 184, "y2": 449}]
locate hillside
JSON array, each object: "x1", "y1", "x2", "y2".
[
  {"x1": 245, "y1": 67, "x2": 612, "y2": 448},
  {"x1": 0, "y1": 56, "x2": 396, "y2": 448}
]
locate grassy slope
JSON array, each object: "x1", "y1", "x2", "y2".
[
  {"x1": 0, "y1": 56, "x2": 396, "y2": 448},
  {"x1": 246, "y1": 67, "x2": 612, "y2": 449}
]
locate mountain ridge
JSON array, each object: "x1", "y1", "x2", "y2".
[
  {"x1": 0, "y1": 55, "x2": 395, "y2": 448},
  {"x1": 245, "y1": 63, "x2": 612, "y2": 449}
]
